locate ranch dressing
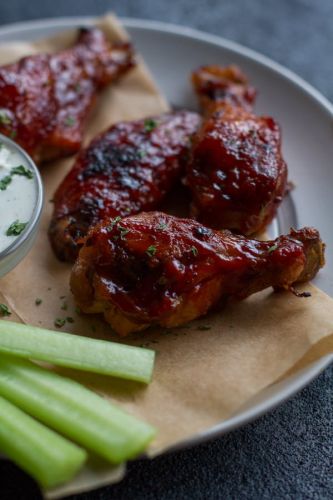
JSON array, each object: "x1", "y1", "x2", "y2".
[{"x1": 0, "y1": 142, "x2": 36, "y2": 253}]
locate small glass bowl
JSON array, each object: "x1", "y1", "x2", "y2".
[{"x1": 0, "y1": 134, "x2": 43, "y2": 277}]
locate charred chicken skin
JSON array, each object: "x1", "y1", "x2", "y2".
[
  {"x1": 185, "y1": 65, "x2": 288, "y2": 235},
  {"x1": 70, "y1": 212, "x2": 325, "y2": 336},
  {"x1": 49, "y1": 111, "x2": 200, "y2": 262},
  {"x1": 0, "y1": 27, "x2": 134, "y2": 163}
]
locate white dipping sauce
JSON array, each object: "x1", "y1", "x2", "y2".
[{"x1": 0, "y1": 142, "x2": 36, "y2": 253}]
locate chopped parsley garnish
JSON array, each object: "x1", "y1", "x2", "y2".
[
  {"x1": 54, "y1": 318, "x2": 66, "y2": 328},
  {"x1": 144, "y1": 118, "x2": 157, "y2": 132},
  {"x1": 6, "y1": 220, "x2": 27, "y2": 236},
  {"x1": 0, "y1": 165, "x2": 33, "y2": 192},
  {"x1": 64, "y1": 116, "x2": 76, "y2": 127},
  {"x1": 197, "y1": 325, "x2": 211, "y2": 331},
  {"x1": 11, "y1": 165, "x2": 33, "y2": 179},
  {"x1": 75, "y1": 306, "x2": 82, "y2": 315},
  {"x1": 61, "y1": 302, "x2": 68, "y2": 311},
  {"x1": 268, "y1": 244, "x2": 278, "y2": 253},
  {"x1": 146, "y1": 245, "x2": 157, "y2": 257},
  {"x1": 0, "y1": 175, "x2": 12, "y2": 191},
  {"x1": 0, "y1": 303, "x2": 11, "y2": 316},
  {"x1": 138, "y1": 150, "x2": 146, "y2": 159},
  {"x1": 106, "y1": 216, "x2": 122, "y2": 231},
  {"x1": 157, "y1": 222, "x2": 167, "y2": 230},
  {"x1": 35, "y1": 298, "x2": 42, "y2": 306},
  {"x1": 190, "y1": 246, "x2": 199, "y2": 257},
  {"x1": 10, "y1": 130, "x2": 17, "y2": 140},
  {"x1": 0, "y1": 110, "x2": 11, "y2": 125},
  {"x1": 53, "y1": 315, "x2": 75, "y2": 327},
  {"x1": 118, "y1": 226, "x2": 130, "y2": 239}
]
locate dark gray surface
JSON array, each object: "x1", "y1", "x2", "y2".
[{"x1": 0, "y1": 1, "x2": 332, "y2": 499}]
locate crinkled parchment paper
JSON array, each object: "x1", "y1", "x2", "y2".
[{"x1": 0, "y1": 14, "x2": 332, "y2": 499}]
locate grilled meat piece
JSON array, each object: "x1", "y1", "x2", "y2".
[
  {"x1": 192, "y1": 64, "x2": 256, "y2": 113},
  {"x1": 70, "y1": 212, "x2": 325, "y2": 336},
  {"x1": 185, "y1": 65, "x2": 288, "y2": 235},
  {"x1": 0, "y1": 27, "x2": 134, "y2": 163},
  {"x1": 49, "y1": 111, "x2": 200, "y2": 261}
]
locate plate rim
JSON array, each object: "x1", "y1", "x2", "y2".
[
  {"x1": 0, "y1": 15, "x2": 332, "y2": 117},
  {"x1": 0, "y1": 14, "x2": 331, "y2": 454}
]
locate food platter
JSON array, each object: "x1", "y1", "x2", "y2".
[{"x1": 0, "y1": 14, "x2": 332, "y2": 458}]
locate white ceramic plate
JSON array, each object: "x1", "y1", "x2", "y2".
[{"x1": 0, "y1": 16, "x2": 332, "y2": 453}]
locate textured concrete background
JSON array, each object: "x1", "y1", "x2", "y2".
[{"x1": 0, "y1": 1, "x2": 332, "y2": 499}]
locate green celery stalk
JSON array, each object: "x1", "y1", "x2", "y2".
[
  {"x1": 0, "y1": 355, "x2": 156, "y2": 464},
  {"x1": 0, "y1": 395, "x2": 86, "y2": 489},
  {"x1": 0, "y1": 320, "x2": 154, "y2": 383}
]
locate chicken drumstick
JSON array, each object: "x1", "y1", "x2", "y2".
[
  {"x1": 49, "y1": 111, "x2": 200, "y2": 262},
  {"x1": 185, "y1": 65, "x2": 288, "y2": 235},
  {"x1": 70, "y1": 212, "x2": 325, "y2": 336},
  {"x1": 0, "y1": 27, "x2": 134, "y2": 163}
]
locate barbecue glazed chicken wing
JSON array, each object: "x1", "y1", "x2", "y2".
[
  {"x1": 0, "y1": 27, "x2": 134, "y2": 163},
  {"x1": 49, "y1": 111, "x2": 200, "y2": 262},
  {"x1": 185, "y1": 65, "x2": 288, "y2": 235},
  {"x1": 70, "y1": 212, "x2": 325, "y2": 336}
]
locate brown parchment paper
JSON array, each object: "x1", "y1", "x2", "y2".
[{"x1": 0, "y1": 14, "x2": 332, "y2": 498}]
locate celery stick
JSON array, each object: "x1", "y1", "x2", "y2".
[
  {"x1": 0, "y1": 320, "x2": 154, "y2": 383},
  {"x1": 0, "y1": 395, "x2": 86, "y2": 489},
  {"x1": 0, "y1": 355, "x2": 156, "y2": 463}
]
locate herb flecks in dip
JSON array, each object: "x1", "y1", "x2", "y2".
[{"x1": 0, "y1": 142, "x2": 35, "y2": 252}]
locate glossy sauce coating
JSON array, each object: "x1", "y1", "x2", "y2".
[
  {"x1": 0, "y1": 27, "x2": 134, "y2": 163},
  {"x1": 70, "y1": 212, "x2": 325, "y2": 335},
  {"x1": 185, "y1": 65, "x2": 288, "y2": 235},
  {"x1": 49, "y1": 111, "x2": 200, "y2": 261},
  {"x1": 192, "y1": 64, "x2": 256, "y2": 113}
]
